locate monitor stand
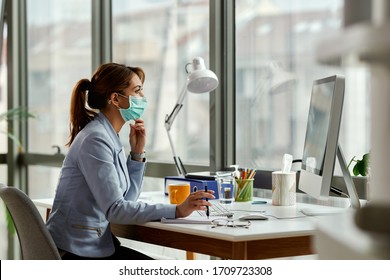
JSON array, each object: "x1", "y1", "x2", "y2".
[
  {"x1": 300, "y1": 144, "x2": 361, "y2": 216},
  {"x1": 337, "y1": 144, "x2": 361, "y2": 209}
]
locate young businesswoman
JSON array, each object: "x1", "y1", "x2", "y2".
[{"x1": 46, "y1": 63, "x2": 214, "y2": 260}]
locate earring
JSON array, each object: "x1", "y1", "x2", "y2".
[{"x1": 108, "y1": 100, "x2": 112, "y2": 104}]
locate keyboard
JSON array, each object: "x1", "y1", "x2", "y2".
[{"x1": 197, "y1": 201, "x2": 233, "y2": 217}]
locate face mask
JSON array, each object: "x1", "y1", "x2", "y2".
[{"x1": 118, "y1": 95, "x2": 147, "y2": 122}]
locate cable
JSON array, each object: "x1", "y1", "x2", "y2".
[
  {"x1": 265, "y1": 214, "x2": 307, "y2": 220},
  {"x1": 330, "y1": 186, "x2": 349, "y2": 198}
]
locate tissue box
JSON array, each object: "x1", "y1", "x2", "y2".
[{"x1": 164, "y1": 176, "x2": 219, "y2": 199}]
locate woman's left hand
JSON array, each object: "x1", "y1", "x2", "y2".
[{"x1": 129, "y1": 119, "x2": 146, "y2": 154}]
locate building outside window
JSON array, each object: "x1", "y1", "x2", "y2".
[
  {"x1": 235, "y1": 0, "x2": 370, "y2": 173},
  {"x1": 112, "y1": 0, "x2": 212, "y2": 169},
  {"x1": 26, "y1": 0, "x2": 92, "y2": 198}
]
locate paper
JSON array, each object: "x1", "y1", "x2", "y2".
[
  {"x1": 282, "y1": 153, "x2": 293, "y2": 173},
  {"x1": 161, "y1": 216, "x2": 214, "y2": 224}
]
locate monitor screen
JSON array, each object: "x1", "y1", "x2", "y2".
[
  {"x1": 302, "y1": 79, "x2": 335, "y2": 176},
  {"x1": 299, "y1": 75, "x2": 345, "y2": 200}
]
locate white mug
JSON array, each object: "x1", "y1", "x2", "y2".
[{"x1": 272, "y1": 171, "x2": 296, "y2": 206}]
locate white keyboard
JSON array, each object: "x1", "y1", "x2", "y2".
[{"x1": 197, "y1": 201, "x2": 233, "y2": 217}]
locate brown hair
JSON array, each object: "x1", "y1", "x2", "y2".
[{"x1": 66, "y1": 63, "x2": 145, "y2": 146}]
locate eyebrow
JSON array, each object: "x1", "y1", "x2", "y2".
[{"x1": 133, "y1": 85, "x2": 142, "y2": 90}]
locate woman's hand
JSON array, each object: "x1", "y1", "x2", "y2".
[
  {"x1": 129, "y1": 119, "x2": 146, "y2": 154},
  {"x1": 175, "y1": 190, "x2": 215, "y2": 218}
]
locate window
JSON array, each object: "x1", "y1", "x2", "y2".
[
  {"x1": 112, "y1": 0, "x2": 212, "y2": 167},
  {"x1": 235, "y1": 0, "x2": 370, "y2": 172},
  {"x1": 26, "y1": 0, "x2": 92, "y2": 195}
]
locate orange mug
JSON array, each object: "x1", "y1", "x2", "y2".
[{"x1": 168, "y1": 183, "x2": 191, "y2": 204}]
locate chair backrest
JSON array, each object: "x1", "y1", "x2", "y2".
[{"x1": 0, "y1": 184, "x2": 61, "y2": 260}]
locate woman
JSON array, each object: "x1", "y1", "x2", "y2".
[{"x1": 46, "y1": 63, "x2": 214, "y2": 260}]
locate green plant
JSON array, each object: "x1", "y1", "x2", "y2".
[
  {"x1": 1, "y1": 107, "x2": 36, "y2": 234},
  {"x1": 0, "y1": 107, "x2": 36, "y2": 151},
  {"x1": 347, "y1": 153, "x2": 370, "y2": 176}
]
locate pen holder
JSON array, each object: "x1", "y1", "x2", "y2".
[{"x1": 235, "y1": 179, "x2": 253, "y2": 202}]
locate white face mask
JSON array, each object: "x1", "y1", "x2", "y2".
[{"x1": 117, "y1": 94, "x2": 147, "y2": 121}]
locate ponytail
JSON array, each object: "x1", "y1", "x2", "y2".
[{"x1": 66, "y1": 79, "x2": 97, "y2": 147}]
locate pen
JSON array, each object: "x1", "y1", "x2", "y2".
[
  {"x1": 252, "y1": 200, "x2": 267, "y2": 205},
  {"x1": 205, "y1": 184, "x2": 209, "y2": 219}
]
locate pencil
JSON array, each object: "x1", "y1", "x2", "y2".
[
  {"x1": 205, "y1": 184, "x2": 209, "y2": 219},
  {"x1": 249, "y1": 170, "x2": 256, "y2": 179}
]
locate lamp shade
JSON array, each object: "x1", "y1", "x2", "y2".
[{"x1": 187, "y1": 57, "x2": 219, "y2": 93}]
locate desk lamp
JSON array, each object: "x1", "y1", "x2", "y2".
[{"x1": 165, "y1": 57, "x2": 219, "y2": 175}]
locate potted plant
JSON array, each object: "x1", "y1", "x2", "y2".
[
  {"x1": 348, "y1": 152, "x2": 370, "y2": 200},
  {"x1": 348, "y1": 153, "x2": 370, "y2": 176},
  {"x1": 0, "y1": 107, "x2": 36, "y2": 151},
  {"x1": 1, "y1": 107, "x2": 36, "y2": 235}
]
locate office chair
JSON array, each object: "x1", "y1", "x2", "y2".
[{"x1": 0, "y1": 184, "x2": 61, "y2": 260}]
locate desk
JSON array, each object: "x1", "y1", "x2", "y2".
[{"x1": 33, "y1": 192, "x2": 334, "y2": 260}]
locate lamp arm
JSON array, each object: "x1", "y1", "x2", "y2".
[
  {"x1": 166, "y1": 128, "x2": 186, "y2": 175},
  {"x1": 164, "y1": 83, "x2": 189, "y2": 176},
  {"x1": 164, "y1": 83, "x2": 188, "y2": 131}
]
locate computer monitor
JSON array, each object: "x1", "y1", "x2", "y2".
[{"x1": 299, "y1": 75, "x2": 360, "y2": 209}]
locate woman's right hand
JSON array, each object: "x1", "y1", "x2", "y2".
[
  {"x1": 129, "y1": 119, "x2": 146, "y2": 154},
  {"x1": 175, "y1": 190, "x2": 215, "y2": 218}
]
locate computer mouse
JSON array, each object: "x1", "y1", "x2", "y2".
[{"x1": 238, "y1": 213, "x2": 268, "y2": 221}]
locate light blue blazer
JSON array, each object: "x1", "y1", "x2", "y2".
[{"x1": 47, "y1": 113, "x2": 176, "y2": 258}]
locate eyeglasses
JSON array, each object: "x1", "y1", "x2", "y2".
[
  {"x1": 118, "y1": 88, "x2": 144, "y2": 99},
  {"x1": 211, "y1": 218, "x2": 251, "y2": 229},
  {"x1": 118, "y1": 93, "x2": 129, "y2": 99}
]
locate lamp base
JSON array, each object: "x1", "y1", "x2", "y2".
[{"x1": 185, "y1": 171, "x2": 218, "y2": 181}]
